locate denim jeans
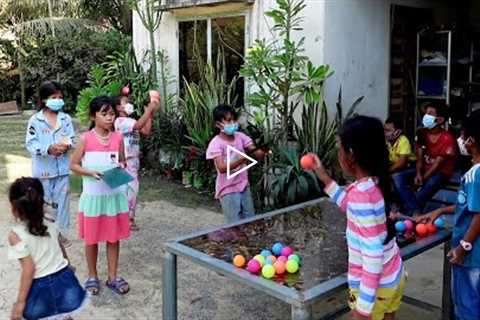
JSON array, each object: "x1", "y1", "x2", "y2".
[
  {"x1": 392, "y1": 168, "x2": 447, "y2": 216},
  {"x1": 23, "y1": 266, "x2": 86, "y2": 320},
  {"x1": 452, "y1": 265, "x2": 480, "y2": 320},
  {"x1": 40, "y1": 175, "x2": 70, "y2": 236},
  {"x1": 219, "y1": 187, "x2": 255, "y2": 223}
]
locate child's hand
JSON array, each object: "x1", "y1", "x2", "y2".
[
  {"x1": 415, "y1": 209, "x2": 442, "y2": 224},
  {"x1": 414, "y1": 173, "x2": 423, "y2": 186},
  {"x1": 90, "y1": 170, "x2": 103, "y2": 180},
  {"x1": 11, "y1": 301, "x2": 25, "y2": 320},
  {"x1": 447, "y1": 245, "x2": 466, "y2": 265},
  {"x1": 149, "y1": 90, "x2": 161, "y2": 109}
]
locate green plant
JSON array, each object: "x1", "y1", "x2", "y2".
[
  {"x1": 76, "y1": 65, "x2": 122, "y2": 125},
  {"x1": 266, "y1": 147, "x2": 322, "y2": 208}
]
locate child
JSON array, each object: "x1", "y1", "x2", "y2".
[
  {"x1": 417, "y1": 110, "x2": 480, "y2": 320},
  {"x1": 305, "y1": 116, "x2": 405, "y2": 320},
  {"x1": 384, "y1": 117, "x2": 415, "y2": 173},
  {"x1": 8, "y1": 177, "x2": 86, "y2": 320},
  {"x1": 206, "y1": 104, "x2": 265, "y2": 223},
  {"x1": 395, "y1": 103, "x2": 458, "y2": 216},
  {"x1": 25, "y1": 80, "x2": 75, "y2": 246},
  {"x1": 70, "y1": 96, "x2": 130, "y2": 295},
  {"x1": 114, "y1": 90, "x2": 160, "y2": 231}
]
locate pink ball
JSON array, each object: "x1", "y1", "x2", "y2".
[
  {"x1": 121, "y1": 86, "x2": 130, "y2": 95},
  {"x1": 280, "y1": 246, "x2": 294, "y2": 257},
  {"x1": 246, "y1": 259, "x2": 261, "y2": 273},
  {"x1": 277, "y1": 256, "x2": 288, "y2": 263},
  {"x1": 404, "y1": 220, "x2": 414, "y2": 231}
]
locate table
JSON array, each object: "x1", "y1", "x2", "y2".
[{"x1": 162, "y1": 198, "x2": 452, "y2": 320}]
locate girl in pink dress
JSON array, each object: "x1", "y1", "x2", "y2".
[{"x1": 70, "y1": 96, "x2": 130, "y2": 296}]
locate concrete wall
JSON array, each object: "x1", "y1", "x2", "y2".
[{"x1": 133, "y1": 0, "x2": 440, "y2": 120}]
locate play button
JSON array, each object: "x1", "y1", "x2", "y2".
[{"x1": 226, "y1": 145, "x2": 258, "y2": 180}]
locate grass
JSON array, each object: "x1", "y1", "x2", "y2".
[{"x1": 0, "y1": 113, "x2": 219, "y2": 211}]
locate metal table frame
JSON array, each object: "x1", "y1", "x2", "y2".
[{"x1": 162, "y1": 198, "x2": 453, "y2": 320}]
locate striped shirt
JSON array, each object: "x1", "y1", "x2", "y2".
[{"x1": 325, "y1": 177, "x2": 403, "y2": 316}]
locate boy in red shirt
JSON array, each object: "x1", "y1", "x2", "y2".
[{"x1": 394, "y1": 104, "x2": 458, "y2": 216}]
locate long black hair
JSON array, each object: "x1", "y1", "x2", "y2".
[
  {"x1": 38, "y1": 80, "x2": 63, "y2": 109},
  {"x1": 88, "y1": 96, "x2": 116, "y2": 130},
  {"x1": 9, "y1": 177, "x2": 48, "y2": 237},
  {"x1": 338, "y1": 115, "x2": 396, "y2": 243}
]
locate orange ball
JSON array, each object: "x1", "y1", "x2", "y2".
[
  {"x1": 300, "y1": 154, "x2": 315, "y2": 170},
  {"x1": 416, "y1": 223, "x2": 428, "y2": 237},
  {"x1": 273, "y1": 261, "x2": 286, "y2": 275},
  {"x1": 426, "y1": 223, "x2": 437, "y2": 235},
  {"x1": 233, "y1": 255, "x2": 246, "y2": 268}
]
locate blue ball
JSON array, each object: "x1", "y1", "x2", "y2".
[
  {"x1": 272, "y1": 243, "x2": 283, "y2": 256},
  {"x1": 261, "y1": 249, "x2": 272, "y2": 257},
  {"x1": 434, "y1": 217, "x2": 445, "y2": 229},
  {"x1": 395, "y1": 221, "x2": 406, "y2": 233}
]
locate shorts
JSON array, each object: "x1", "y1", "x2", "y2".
[
  {"x1": 452, "y1": 265, "x2": 480, "y2": 320},
  {"x1": 348, "y1": 270, "x2": 406, "y2": 320},
  {"x1": 23, "y1": 266, "x2": 87, "y2": 320}
]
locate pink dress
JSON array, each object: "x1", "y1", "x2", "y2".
[{"x1": 77, "y1": 130, "x2": 130, "y2": 245}]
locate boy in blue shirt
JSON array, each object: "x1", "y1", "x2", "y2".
[
  {"x1": 418, "y1": 110, "x2": 480, "y2": 320},
  {"x1": 25, "y1": 81, "x2": 75, "y2": 246}
]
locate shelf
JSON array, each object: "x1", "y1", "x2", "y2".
[
  {"x1": 417, "y1": 95, "x2": 447, "y2": 100},
  {"x1": 419, "y1": 63, "x2": 448, "y2": 67}
]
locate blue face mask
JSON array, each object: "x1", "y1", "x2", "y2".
[
  {"x1": 45, "y1": 98, "x2": 65, "y2": 112},
  {"x1": 422, "y1": 114, "x2": 437, "y2": 129},
  {"x1": 223, "y1": 123, "x2": 239, "y2": 135}
]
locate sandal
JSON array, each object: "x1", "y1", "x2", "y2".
[
  {"x1": 84, "y1": 277, "x2": 100, "y2": 295},
  {"x1": 106, "y1": 277, "x2": 130, "y2": 295},
  {"x1": 130, "y1": 222, "x2": 140, "y2": 231}
]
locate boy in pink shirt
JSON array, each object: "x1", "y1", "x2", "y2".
[{"x1": 206, "y1": 104, "x2": 265, "y2": 223}]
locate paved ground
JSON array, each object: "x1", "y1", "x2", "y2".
[{"x1": 0, "y1": 114, "x2": 447, "y2": 319}]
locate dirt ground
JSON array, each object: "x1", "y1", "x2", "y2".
[{"x1": 0, "y1": 115, "x2": 447, "y2": 319}]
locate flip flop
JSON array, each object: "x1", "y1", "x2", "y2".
[
  {"x1": 84, "y1": 277, "x2": 100, "y2": 295},
  {"x1": 106, "y1": 277, "x2": 130, "y2": 295}
]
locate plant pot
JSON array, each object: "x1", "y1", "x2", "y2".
[{"x1": 164, "y1": 168, "x2": 174, "y2": 179}]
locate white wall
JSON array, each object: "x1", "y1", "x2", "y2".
[{"x1": 132, "y1": 0, "x2": 441, "y2": 119}]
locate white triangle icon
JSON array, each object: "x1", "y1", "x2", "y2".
[{"x1": 226, "y1": 145, "x2": 258, "y2": 180}]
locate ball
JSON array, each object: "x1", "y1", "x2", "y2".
[
  {"x1": 277, "y1": 256, "x2": 288, "y2": 263},
  {"x1": 434, "y1": 217, "x2": 445, "y2": 229},
  {"x1": 281, "y1": 246, "x2": 294, "y2": 257},
  {"x1": 300, "y1": 154, "x2": 316, "y2": 170},
  {"x1": 404, "y1": 220, "x2": 414, "y2": 231},
  {"x1": 267, "y1": 255, "x2": 277, "y2": 264},
  {"x1": 288, "y1": 254, "x2": 301, "y2": 264},
  {"x1": 286, "y1": 260, "x2": 299, "y2": 273},
  {"x1": 262, "y1": 265, "x2": 276, "y2": 279},
  {"x1": 273, "y1": 261, "x2": 286, "y2": 275},
  {"x1": 233, "y1": 255, "x2": 246, "y2": 268},
  {"x1": 261, "y1": 249, "x2": 273, "y2": 258},
  {"x1": 395, "y1": 221, "x2": 406, "y2": 233},
  {"x1": 121, "y1": 86, "x2": 130, "y2": 95},
  {"x1": 253, "y1": 255, "x2": 265, "y2": 267},
  {"x1": 149, "y1": 90, "x2": 160, "y2": 101},
  {"x1": 246, "y1": 259, "x2": 261, "y2": 273},
  {"x1": 272, "y1": 242, "x2": 284, "y2": 256},
  {"x1": 426, "y1": 223, "x2": 437, "y2": 235},
  {"x1": 416, "y1": 223, "x2": 428, "y2": 237}
]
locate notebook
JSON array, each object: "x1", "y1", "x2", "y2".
[{"x1": 101, "y1": 167, "x2": 134, "y2": 189}]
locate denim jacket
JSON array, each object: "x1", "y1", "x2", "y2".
[{"x1": 25, "y1": 110, "x2": 75, "y2": 178}]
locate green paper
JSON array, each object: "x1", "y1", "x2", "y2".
[{"x1": 101, "y1": 167, "x2": 134, "y2": 189}]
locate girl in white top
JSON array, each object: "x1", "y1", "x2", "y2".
[{"x1": 7, "y1": 177, "x2": 86, "y2": 320}]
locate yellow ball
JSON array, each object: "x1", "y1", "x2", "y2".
[
  {"x1": 286, "y1": 260, "x2": 299, "y2": 273},
  {"x1": 253, "y1": 255, "x2": 265, "y2": 267},
  {"x1": 262, "y1": 265, "x2": 275, "y2": 279}
]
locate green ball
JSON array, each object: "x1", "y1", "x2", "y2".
[
  {"x1": 262, "y1": 264, "x2": 275, "y2": 279},
  {"x1": 288, "y1": 254, "x2": 301, "y2": 264},
  {"x1": 286, "y1": 259, "x2": 299, "y2": 273},
  {"x1": 253, "y1": 255, "x2": 265, "y2": 267}
]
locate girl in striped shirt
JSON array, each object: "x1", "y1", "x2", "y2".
[{"x1": 306, "y1": 116, "x2": 405, "y2": 320}]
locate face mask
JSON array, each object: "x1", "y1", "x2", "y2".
[
  {"x1": 124, "y1": 103, "x2": 134, "y2": 116},
  {"x1": 45, "y1": 98, "x2": 64, "y2": 112},
  {"x1": 458, "y1": 136, "x2": 473, "y2": 156},
  {"x1": 223, "y1": 123, "x2": 239, "y2": 135},
  {"x1": 422, "y1": 114, "x2": 437, "y2": 129}
]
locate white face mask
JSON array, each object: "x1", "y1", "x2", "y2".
[
  {"x1": 124, "y1": 103, "x2": 134, "y2": 116},
  {"x1": 422, "y1": 114, "x2": 437, "y2": 129}
]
